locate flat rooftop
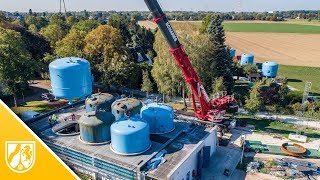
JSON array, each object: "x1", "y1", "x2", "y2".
[{"x1": 32, "y1": 104, "x2": 214, "y2": 177}]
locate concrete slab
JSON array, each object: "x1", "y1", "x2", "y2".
[{"x1": 202, "y1": 146, "x2": 242, "y2": 180}]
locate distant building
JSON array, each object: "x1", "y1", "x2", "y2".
[{"x1": 130, "y1": 46, "x2": 152, "y2": 64}]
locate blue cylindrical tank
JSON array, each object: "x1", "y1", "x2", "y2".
[
  {"x1": 240, "y1": 54, "x2": 254, "y2": 66},
  {"x1": 140, "y1": 103, "x2": 175, "y2": 134},
  {"x1": 262, "y1": 61, "x2": 279, "y2": 78},
  {"x1": 110, "y1": 117, "x2": 151, "y2": 155},
  {"x1": 79, "y1": 111, "x2": 115, "y2": 144},
  {"x1": 111, "y1": 98, "x2": 142, "y2": 121},
  {"x1": 49, "y1": 57, "x2": 92, "y2": 103},
  {"x1": 230, "y1": 48, "x2": 236, "y2": 58},
  {"x1": 85, "y1": 93, "x2": 115, "y2": 113}
]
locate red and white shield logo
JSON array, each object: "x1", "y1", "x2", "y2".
[{"x1": 5, "y1": 141, "x2": 36, "y2": 173}]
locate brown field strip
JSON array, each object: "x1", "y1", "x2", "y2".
[{"x1": 226, "y1": 32, "x2": 320, "y2": 67}]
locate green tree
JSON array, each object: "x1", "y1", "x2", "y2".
[
  {"x1": 278, "y1": 78, "x2": 289, "y2": 106},
  {"x1": 243, "y1": 64, "x2": 258, "y2": 76},
  {"x1": 199, "y1": 14, "x2": 213, "y2": 33},
  {"x1": 207, "y1": 15, "x2": 234, "y2": 93},
  {"x1": 141, "y1": 70, "x2": 153, "y2": 97},
  {"x1": 55, "y1": 20, "x2": 99, "y2": 57},
  {"x1": 107, "y1": 14, "x2": 131, "y2": 45},
  {"x1": 40, "y1": 23, "x2": 67, "y2": 48},
  {"x1": 84, "y1": 25, "x2": 135, "y2": 87},
  {"x1": 245, "y1": 81, "x2": 263, "y2": 114},
  {"x1": 0, "y1": 28, "x2": 33, "y2": 106},
  {"x1": 28, "y1": 24, "x2": 38, "y2": 34},
  {"x1": 212, "y1": 77, "x2": 227, "y2": 94},
  {"x1": 152, "y1": 22, "x2": 211, "y2": 97}
]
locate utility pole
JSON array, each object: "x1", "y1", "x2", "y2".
[
  {"x1": 240, "y1": 134, "x2": 246, "y2": 164},
  {"x1": 301, "y1": 82, "x2": 312, "y2": 115}
]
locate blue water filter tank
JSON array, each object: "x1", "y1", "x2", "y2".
[
  {"x1": 110, "y1": 117, "x2": 151, "y2": 155},
  {"x1": 240, "y1": 54, "x2": 254, "y2": 66},
  {"x1": 79, "y1": 111, "x2": 115, "y2": 144},
  {"x1": 262, "y1": 61, "x2": 279, "y2": 78},
  {"x1": 111, "y1": 98, "x2": 142, "y2": 121},
  {"x1": 85, "y1": 93, "x2": 115, "y2": 113},
  {"x1": 140, "y1": 103, "x2": 175, "y2": 134},
  {"x1": 49, "y1": 57, "x2": 92, "y2": 103},
  {"x1": 230, "y1": 48, "x2": 236, "y2": 58}
]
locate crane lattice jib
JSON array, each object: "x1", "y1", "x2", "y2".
[{"x1": 144, "y1": 0, "x2": 212, "y2": 120}]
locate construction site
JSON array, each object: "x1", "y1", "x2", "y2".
[{"x1": 1, "y1": 0, "x2": 320, "y2": 179}]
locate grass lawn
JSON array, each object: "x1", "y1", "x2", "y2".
[
  {"x1": 222, "y1": 22, "x2": 320, "y2": 33},
  {"x1": 278, "y1": 65, "x2": 320, "y2": 95},
  {"x1": 11, "y1": 101, "x2": 53, "y2": 115},
  {"x1": 236, "y1": 114, "x2": 320, "y2": 140}
]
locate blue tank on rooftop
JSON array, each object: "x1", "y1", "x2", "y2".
[
  {"x1": 49, "y1": 57, "x2": 92, "y2": 103},
  {"x1": 110, "y1": 116, "x2": 151, "y2": 155},
  {"x1": 140, "y1": 103, "x2": 175, "y2": 134},
  {"x1": 240, "y1": 54, "x2": 254, "y2": 66}
]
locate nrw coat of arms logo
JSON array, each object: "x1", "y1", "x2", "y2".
[{"x1": 5, "y1": 141, "x2": 36, "y2": 173}]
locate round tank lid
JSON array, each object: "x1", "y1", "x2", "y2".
[
  {"x1": 86, "y1": 93, "x2": 114, "y2": 104},
  {"x1": 112, "y1": 98, "x2": 141, "y2": 111},
  {"x1": 111, "y1": 117, "x2": 148, "y2": 135},
  {"x1": 79, "y1": 111, "x2": 115, "y2": 126},
  {"x1": 263, "y1": 61, "x2": 278, "y2": 66},
  {"x1": 142, "y1": 103, "x2": 173, "y2": 113},
  {"x1": 49, "y1": 57, "x2": 90, "y2": 69},
  {"x1": 242, "y1": 53, "x2": 254, "y2": 57}
]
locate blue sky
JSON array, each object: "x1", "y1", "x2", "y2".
[{"x1": 1, "y1": 0, "x2": 320, "y2": 12}]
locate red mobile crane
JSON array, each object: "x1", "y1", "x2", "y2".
[{"x1": 144, "y1": 0, "x2": 238, "y2": 123}]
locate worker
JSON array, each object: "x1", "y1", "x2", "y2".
[
  {"x1": 51, "y1": 114, "x2": 57, "y2": 125},
  {"x1": 71, "y1": 113, "x2": 76, "y2": 121},
  {"x1": 48, "y1": 116, "x2": 52, "y2": 127}
]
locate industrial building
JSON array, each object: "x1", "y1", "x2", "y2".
[{"x1": 29, "y1": 101, "x2": 217, "y2": 180}]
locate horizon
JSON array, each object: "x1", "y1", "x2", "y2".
[{"x1": 1, "y1": 0, "x2": 320, "y2": 13}]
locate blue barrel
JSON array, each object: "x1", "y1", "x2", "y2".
[
  {"x1": 111, "y1": 98, "x2": 142, "y2": 121},
  {"x1": 140, "y1": 103, "x2": 175, "y2": 134},
  {"x1": 49, "y1": 57, "x2": 92, "y2": 103},
  {"x1": 230, "y1": 48, "x2": 236, "y2": 58},
  {"x1": 85, "y1": 93, "x2": 115, "y2": 113},
  {"x1": 262, "y1": 61, "x2": 279, "y2": 78},
  {"x1": 240, "y1": 54, "x2": 254, "y2": 66},
  {"x1": 79, "y1": 112, "x2": 115, "y2": 144},
  {"x1": 110, "y1": 117, "x2": 151, "y2": 155}
]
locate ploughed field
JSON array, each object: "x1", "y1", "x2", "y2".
[{"x1": 225, "y1": 32, "x2": 320, "y2": 67}]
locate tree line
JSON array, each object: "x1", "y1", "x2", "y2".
[
  {"x1": 2, "y1": 10, "x2": 320, "y2": 23},
  {"x1": 0, "y1": 12, "x2": 156, "y2": 106}
]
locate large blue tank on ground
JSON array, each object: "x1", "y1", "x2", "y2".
[
  {"x1": 262, "y1": 61, "x2": 279, "y2": 78},
  {"x1": 110, "y1": 117, "x2": 151, "y2": 155},
  {"x1": 140, "y1": 103, "x2": 175, "y2": 134},
  {"x1": 85, "y1": 93, "x2": 115, "y2": 113},
  {"x1": 49, "y1": 57, "x2": 92, "y2": 104},
  {"x1": 79, "y1": 111, "x2": 115, "y2": 144},
  {"x1": 230, "y1": 48, "x2": 236, "y2": 58},
  {"x1": 240, "y1": 54, "x2": 254, "y2": 66},
  {"x1": 111, "y1": 98, "x2": 142, "y2": 121}
]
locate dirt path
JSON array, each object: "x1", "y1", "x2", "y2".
[{"x1": 226, "y1": 32, "x2": 320, "y2": 67}]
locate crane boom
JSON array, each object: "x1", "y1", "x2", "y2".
[{"x1": 144, "y1": 0, "x2": 237, "y2": 121}]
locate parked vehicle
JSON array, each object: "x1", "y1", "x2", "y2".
[{"x1": 41, "y1": 93, "x2": 55, "y2": 102}]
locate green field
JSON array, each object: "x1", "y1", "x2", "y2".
[
  {"x1": 278, "y1": 65, "x2": 320, "y2": 95},
  {"x1": 222, "y1": 22, "x2": 320, "y2": 33},
  {"x1": 237, "y1": 115, "x2": 320, "y2": 139}
]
